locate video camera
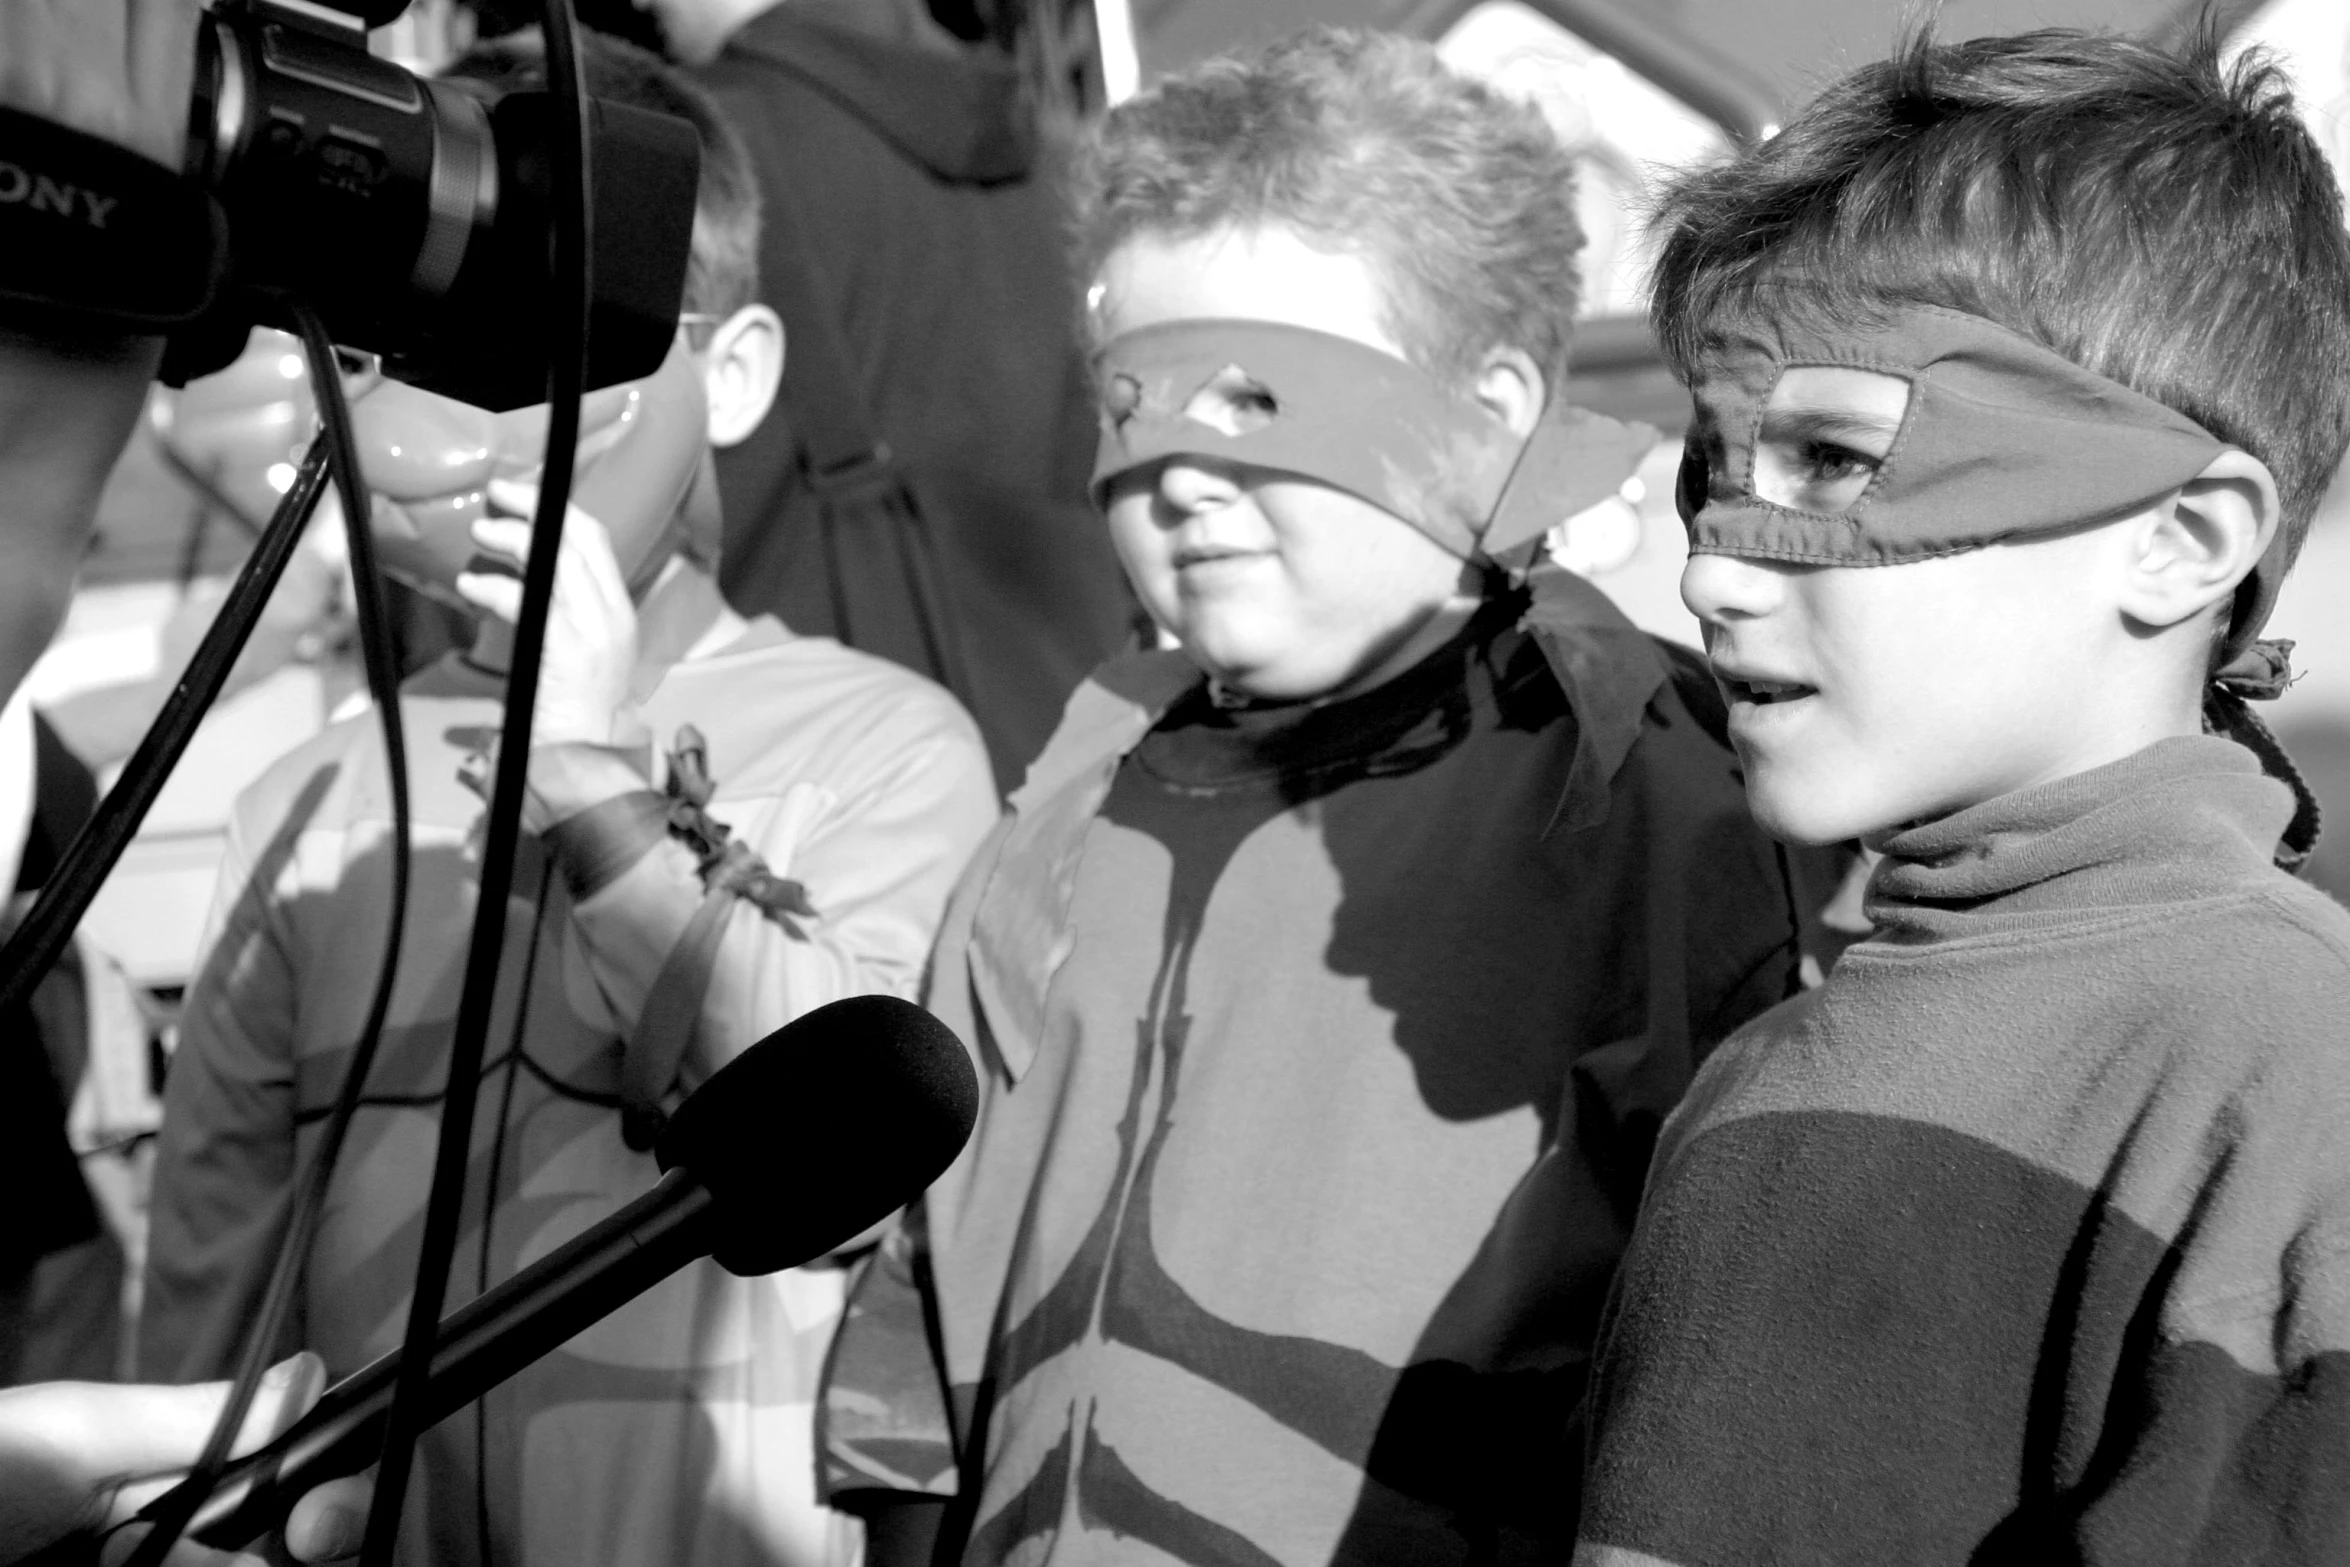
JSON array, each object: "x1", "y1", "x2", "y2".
[
  {"x1": 1, "y1": 6, "x2": 709, "y2": 1560},
  {"x1": 0, "y1": 0, "x2": 700, "y2": 410}
]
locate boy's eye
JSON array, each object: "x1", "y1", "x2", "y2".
[
  {"x1": 1102, "y1": 373, "x2": 1144, "y2": 429},
  {"x1": 1754, "y1": 433, "x2": 1884, "y2": 513},
  {"x1": 1674, "y1": 432, "x2": 1718, "y2": 522},
  {"x1": 1751, "y1": 366, "x2": 1910, "y2": 513},
  {"x1": 1799, "y1": 439, "x2": 1877, "y2": 484},
  {"x1": 334, "y1": 346, "x2": 385, "y2": 400},
  {"x1": 1181, "y1": 365, "x2": 1281, "y2": 437}
]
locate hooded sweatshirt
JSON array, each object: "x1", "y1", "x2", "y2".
[
  {"x1": 1576, "y1": 735, "x2": 2350, "y2": 1566},
  {"x1": 697, "y1": 1, "x2": 1134, "y2": 787}
]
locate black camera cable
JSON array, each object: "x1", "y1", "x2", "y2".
[
  {"x1": 118, "y1": 302, "x2": 420, "y2": 1567},
  {"x1": 0, "y1": 460, "x2": 309, "y2": 1008},
  {"x1": 353, "y1": 1, "x2": 597, "y2": 1560}
]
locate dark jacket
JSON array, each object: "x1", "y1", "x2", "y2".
[{"x1": 0, "y1": 717, "x2": 101, "y2": 1279}]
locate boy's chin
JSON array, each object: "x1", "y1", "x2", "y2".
[
  {"x1": 1741, "y1": 771, "x2": 1895, "y2": 850},
  {"x1": 1184, "y1": 656, "x2": 1328, "y2": 704},
  {"x1": 1176, "y1": 628, "x2": 1335, "y2": 703},
  {"x1": 1174, "y1": 607, "x2": 1466, "y2": 705},
  {"x1": 1180, "y1": 643, "x2": 1394, "y2": 705}
]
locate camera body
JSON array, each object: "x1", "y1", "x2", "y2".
[{"x1": 0, "y1": 0, "x2": 700, "y2": 412}]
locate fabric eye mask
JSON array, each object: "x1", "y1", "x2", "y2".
[
  {"x1": 1089, "y1": 318, "x2": 1652, "y2": 564},
  {"x1": 1677, "y1": 302, "x2": 2291, "y2": 692}
]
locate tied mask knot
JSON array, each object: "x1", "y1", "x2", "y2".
[{"x1": 2213, "y1": 637, "x2": 2294, "y2": 702}]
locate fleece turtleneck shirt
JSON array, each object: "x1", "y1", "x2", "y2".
[{"x1": 1576, "y1": 734, "x2": 2350, "y2": 1566}]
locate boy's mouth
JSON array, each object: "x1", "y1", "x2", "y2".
[
  {"x1": 1172, "y1": 543, "x2": 1266, "y2": 570},
  {"x1": 1720, "y1": 674, "x2": 1818, "y2": 707}
]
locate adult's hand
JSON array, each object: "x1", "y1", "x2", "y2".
[
  {"x1": 0, "y1": 0, "x2": 207, "y2": 709},
  {"x1": 0, "y1": 0, "x2": 201, "y2": 168},
  {"x1": 0, "y1": 1353, "x2": 373, "y2": 1566}
]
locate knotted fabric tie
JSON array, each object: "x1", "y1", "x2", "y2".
[
  {"x1": 659, "y1": 727, "x2": 818, "y2": 931},
  {"x1": 2213, "y1": 636, "x2": 2295, "y2": 703},
  {"x1": 2201, "y1": 673, "x2": 2321, "y2": 874},
  {"x1": 537, "y1": 724, "x2": 817, "y2": 1149},
  {"x1": 2203, "y1": 638, "x2": 2316, "y2": 873}
]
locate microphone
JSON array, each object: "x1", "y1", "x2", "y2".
[{"x1": 144, "y1": 993, "x2": 977, "y2": 1551}]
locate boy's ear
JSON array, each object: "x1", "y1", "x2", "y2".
[
  {"x1": 2120, "y1": 448, "x2": 2280, "y2": 632},
  {"x1": 1472, "y1": 347, "x2": 1545, "y2": 439},
  {"x1": 699, "y1": 304, "x2": 786, "y2": 449}
]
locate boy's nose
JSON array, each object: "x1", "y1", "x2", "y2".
[
  {"x1": 347, "y1": 379, "x2": 641, "y2": 500},
  {"x1": 349, "y1": 380, "x2": 499, "y2": 501},
  {"x1": 1155, "y1": 454, "x2": 1244, "y2": 517},
  {"x1": 1680, "y1": 550, "x2": 1787, "y2": 625}
]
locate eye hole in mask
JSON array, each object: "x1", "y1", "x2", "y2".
[
  {"x1": 1104, "y1": 372, "x2": 1144, "y2": 429},
  {"x1": 1181, "y1": 364, "x2": 1281, "y2": 437},
  {"x1": 1751, "y1": 366, "x2": 1912, "y2": 514},
  {"x1": 1675, "y1": 437, "x2": 1710, "y2": 524}
]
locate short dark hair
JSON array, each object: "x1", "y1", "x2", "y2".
[
  {"x1": 1649, "y1": 28, "x2": 2350, "y2": 553},
  {"x1": 1069, "y1": 26, "x2": 1585, "y2": 390},
  {"x1": 445, "y1": 29, "x2": 760, "y2": 317}
]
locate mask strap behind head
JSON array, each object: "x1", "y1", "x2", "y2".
[
  {"x1": 2208, "y1": 529, "x2": 2312, "y2": 870},
  {"x1": 2206, "y1": 682, "x2": 2320, "y2": 871},
  {"x1": 2213, "y1": 524, "x2": 2295, "y2": 702},
  {"x1": 1484, "y1": 406, "x2": 1661, "y2": 572}
]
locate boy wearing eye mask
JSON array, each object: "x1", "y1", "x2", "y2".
[
  {"x1": 138, "y1": 35, "x2": 997, "y2": 1567},
  {"x1": 1574, "y1": 30, "x2": 2350, "y2": 1567},
  {"x1": 815, "y1": 29, "x2": 1805, "y2": 1566}
]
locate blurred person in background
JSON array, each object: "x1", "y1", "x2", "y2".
[
  {"x1": 0, "y1": 1, "x2": 368, "y2": 1558},
  {"x1": 0, "y1": 703, "x2": 118, "y2": 1387},
  {"x1": 624, "y1": 0, "x2": 1141, "y2": 791}
]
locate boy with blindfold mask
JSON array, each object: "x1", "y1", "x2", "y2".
[
  {"x1": 816, "y1": 28, "x2": 1804, "y2": 1566},
  {"x1": 1575, "y1": 30, "x2": 2350, "y2": 1567},
  {"x1": 140, "y1": 34, "x2": 996, "y2": 1567}
]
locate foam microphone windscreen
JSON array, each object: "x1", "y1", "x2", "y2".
[{"x1": 656, "y1": 994, "x2": 978, "y2": 1275}]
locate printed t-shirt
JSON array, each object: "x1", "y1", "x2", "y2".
[{"x1": 826, "y1": 575, "x2": 1804, "y2": 1565}]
